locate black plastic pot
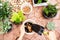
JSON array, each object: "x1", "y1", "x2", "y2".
[
  {"x1": 34, "y1": 0, "x2": 38, "y2": 4},
  {"x1": 42, "y1": 11, "x2": 57, "y2": 18},
  {"x1": 42, "y1": 0, "x2": 47, "y2": 3}
]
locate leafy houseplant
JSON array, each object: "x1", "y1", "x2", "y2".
[
  {"x1": 0, "y1": 1, "x2": 12, "y2": 20},
  {"x1": 2, "y1": 19, "x2": 12, "y2": 33},
  {"x1": 0, "y1": 1, "x2": 12, "y2": 34},
  {"x1": 0, "y1": 19, "x2": 12, "y2": 34},
  {"x1": 43, "y1": 4, "x2": 57, "y2": 18},
  {"x1": 10, "y1": 10, "x2": 25, "y2": 24}
]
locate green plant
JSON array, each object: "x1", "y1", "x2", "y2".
[
  {"x1": 0, "y1": 18, "x2": 12, "y2": 34},
  {"x1": 46, "y1": 22, "x2": 55, "y2": 31},
  {"x1": 10, "y1": 10, "x2": 25, "y2": 24},
  {"x1": 37, "y1": 0, "x2": 47, "y2": 4},
  {"x1": 0, "y1": 1, "x2": 12, "y2": 20},
  {"x1": 0, "y1": 1, "x2": 12, "y2": 34},
  {"x1": 0, "y1": 21, "x2": 4, "y2": 34},
  {"x1": 3, "y1": 18, "x2": 12, "y2": 33},
  {"x1": 43, "y1": 4, "x2": 57, "y2": 18}
]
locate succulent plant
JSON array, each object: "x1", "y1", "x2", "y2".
[{"x1": 46, "y1": 22, "x2": 55, "y2": 31}]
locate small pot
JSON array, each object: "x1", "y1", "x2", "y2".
[
  {"x1": 33, "y1": 0, "x2": 48, "y2": 7},
  {"x1": 20, "y1": 19, "x2": 36, "y2": 35},
  {"x1": 21, "y1": 2, "x2": 32, "y2": 14}
]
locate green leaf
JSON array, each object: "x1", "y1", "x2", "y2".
[
  {"x1": 0, "y1": 21, "x2": 4, "y2": 34},
  {"x1": 0, "y1": 1, "x2": 12, "y2": 20},
  {"x1": 10, "y1": 10, "x2": 25, "y2": 24},
  {"x1": 3, "y1": 18, "x2": 12, "y2": 33},
  {"x1": 43, "y1": 4, "x2": 57, "y2": 17},
  {"x1": 37, "y1": 0, "x2": 42, "y2": 4}
]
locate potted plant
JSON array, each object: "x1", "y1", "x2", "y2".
[
  {"x1": 46, "y1": 22, "x2": 56, "y2": 40},
  {"x1": 2, "y1": 18, "x2": 12, "y2": 33},
  {"x1": 10, "y1": 10, "x2": 25, "y2": 24},
  {"x1": 43, "y1": 4, "x2": 57, "y2": 18},
  {"x1": 0, "y1": 1, "x2": 12, "y2": 34},
  {"x1": 20, "y1": 19, "x2": 37, "y2": 35},
  {"x1": 33, "y1": 0, "x2": 48, "y2": 6},
  {"x1": 18, "y1": 19, "x2": 36, "y2": 40},
  {"x1": 46, "y1": 22, "x2": 55, "y2": 31},
  {"x1": 21, "y1": 2, "x2": 32, "y2": 14}
]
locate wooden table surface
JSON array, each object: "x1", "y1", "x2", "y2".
[{"x1": 0, "y1": 0, "x2": 60, "y2": 40}]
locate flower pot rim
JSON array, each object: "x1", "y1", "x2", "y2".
[
  {"x1": 21, "y1": 2, "x2": 32, "y2": 14},
  {"x1": 42, "y1": 5, "x2": 57, "y2": 18},
  {"x1": 42, "y1": 11, "x2": 57, "y2": 18},
  {"x1": 21, "y1": 19, "x2": 36, "y2": 35}
]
